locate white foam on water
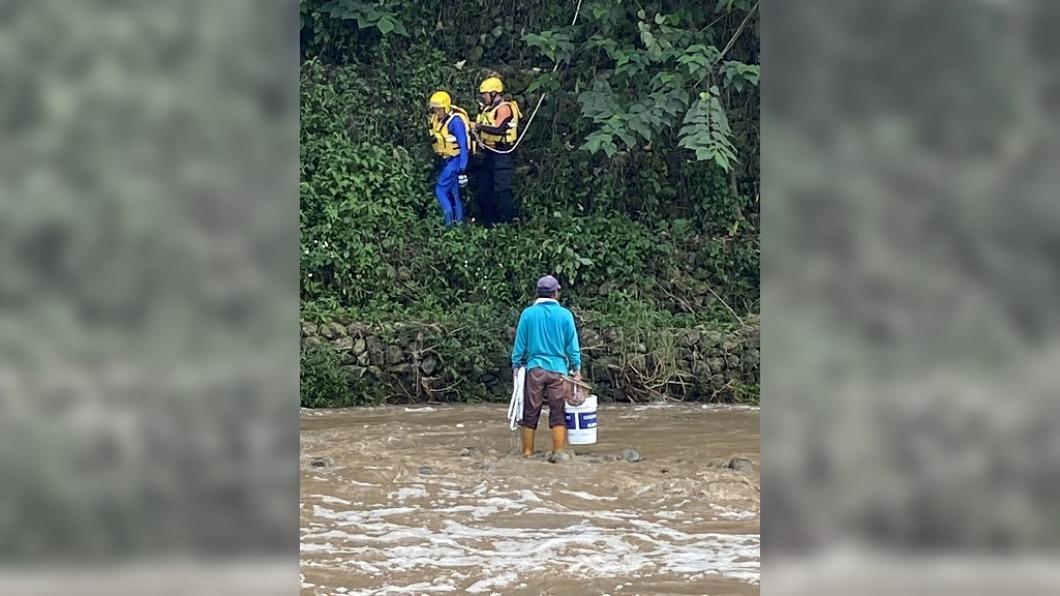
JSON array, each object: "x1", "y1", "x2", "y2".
[
  {"x1": 312, "y1": 504, "x2": 419, "y2": 522},
  {"x1": 305, "y1": 500, "x2": 758, "y2": 583},
  {"x1": 403, "y1": 406, "x2": 437, "y2": 412},
  {"x1": 392, "y1": 544, "x2": 466, "y2": 558},
  {"x1": 479, "y1": 496, "x2": 526, "y2": 510},
  {"x1": 300, "y1": 541, "x2": 334, "y2": 553},
  {"x1": 305, "y1": 467, "x2": 757, "y2": 588},
  {"x1": 310, "y1": 529, "x2": 356, "y2": 541},
  {"x1": 471, "y1": 505, "x2": 499, "y2": 519},
  {"x1": 389, "y1": 485, "x2": 428, "y2": 501},
  {"x1": 562, "y1": 490, "x2": 618, "y2": 501},
  {"x1": 348, "y1": 581, "x2": 457, "y2": 595},
  {"x1": 700, "y1": 403, "x2": 760, "y2": 412},
  {"x1": 466, "y1": 571, "x2": 518, "y2": 593},
  {"x1": 711, "y1": 504, "x2": 758, "y2": 520},
  {"x1": 516, "y1": 489, "x2": 544, "y2": 502},
  {"x1": 434, "y1": 505, "x2": 478, "y2": 513},
  {"x1": 521, "y1": 507, "x2": 639, "y2": 523},
  {"x1": 351, "y1": 561, "x2": 382, "y2": 573}
]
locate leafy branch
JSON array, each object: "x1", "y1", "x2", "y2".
[
  {"x1": 523, "y1": 0, "x2": 758, "y2": 170},
  {"x1": 317, "y1": 0, "x2": 408, "y2": 36},
  {"x1": 678, "y1": 86, "x2": 739, "y2": 171}
]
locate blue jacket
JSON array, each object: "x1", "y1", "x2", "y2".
[{"x1": 511, "y1": 299, "x2": 581, "y2": 375}]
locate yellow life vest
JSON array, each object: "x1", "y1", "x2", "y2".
[
  {"x1": 430, "y1": 106, "x2": 473, "y2": 157},
  {"x1": 475, "y1": 100, "x2": 521, "y2": 147}
]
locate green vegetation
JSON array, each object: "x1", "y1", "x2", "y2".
[{"x1": 300, "y1": 0, "x2": 759, "y2": 406}]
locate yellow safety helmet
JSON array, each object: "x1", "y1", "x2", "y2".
[
  {"x1": 428, "y1": 90, "x2": 451, "y2": 110},
  {"x1": 479, "y1": 77, "x2": 504, "y2": 94}
]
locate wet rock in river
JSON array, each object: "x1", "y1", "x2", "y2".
[
  {"x1": 728, "y1": 458, "x2": 754, "y2": 473},
  {"x1": 548, "y1": 451, "x2": 571, "y2": 463},
  {"x1": 623, "y1": 449, "x2": 642, "y2": 463},
  {"x1": 470, "y1": 460, "x2": 496, "y2": 473},
  {"x1": 459, "y1": 447, "x2": 481, "y2": 457},
  {"x1": 310, "y1": 457, "x2": 333, "y2": 468},
  {"x1": 418, "y1": 466, "x2": 434, "y2": 476}
]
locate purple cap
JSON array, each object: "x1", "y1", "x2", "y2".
[{"x1": 536, "y1": 275, "x2": 561, "y2": 292}]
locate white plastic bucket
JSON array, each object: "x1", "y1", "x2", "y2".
[{"x1": 565, "y1": 395, "x2": 598, "y2": 445}]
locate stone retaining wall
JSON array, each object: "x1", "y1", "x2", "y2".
[{"x1": 301, "y1": 317, "x2": 759, "y2": 403}]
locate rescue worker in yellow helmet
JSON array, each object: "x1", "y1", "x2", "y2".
[
  {"x1": 427, "y1": 90, "x2": 471, "y2": 227},
  {"x1": 471, "y1": 76, "x2": 521, "y2": 226}
]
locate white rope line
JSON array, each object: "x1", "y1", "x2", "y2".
[{"x1": 507, "y1": 367, "x2": 526, "y2": 431}]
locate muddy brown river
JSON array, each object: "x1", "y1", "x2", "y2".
[{"x1": 300, "y1": 403, "x2": 759, "y2": 595}]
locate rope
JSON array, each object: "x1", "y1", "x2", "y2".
[
  {"x1": 718, "y1": 0, "x2": 757, "y2": 62},
  {"x1": 694, "y1": 0, "x2": 758, "y2": 91},
  {"x1": 507, "y1": 367, "x2": 526, "y2": 431},
  {"x1": 473, "y1": 0, "x2": 583, "y2": 154}
]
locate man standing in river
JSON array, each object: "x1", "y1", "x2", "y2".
[{"x1": 511, "y1": 275, "x2": 582, "y2": 463}]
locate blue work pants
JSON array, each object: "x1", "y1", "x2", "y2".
[{"x1": 434, "y1": 158, "x2": 464, "y2": 227}]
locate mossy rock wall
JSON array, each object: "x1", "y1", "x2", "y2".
[{"x1": 300, "y1": 315, "x2": 759, "y2": 407}]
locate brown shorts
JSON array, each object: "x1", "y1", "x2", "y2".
[{"x1": 521, "y1": 368, "x2": 569, "y2": 429}]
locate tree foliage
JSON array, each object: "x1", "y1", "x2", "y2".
[
  {"x1": 518, "y1": 1, "x2": 759, "y2": 170},
  {"x1": 299, "y1": 0, "x2": 760, "y2": 404}
]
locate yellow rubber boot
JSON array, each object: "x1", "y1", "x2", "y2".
[
  {"x1": 520, "y1": 427, "x2": 535, "y2": 457},
  {"x1": 551, "y1": 425, "x2": 567, "y2": 455}
]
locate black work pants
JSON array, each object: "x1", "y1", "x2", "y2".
[{"x1": 476, "y1": 150, "x2": 515, "y2": 226}]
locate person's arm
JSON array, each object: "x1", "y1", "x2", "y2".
[
  {"x1": 474, "y1": 104, "x2": 513, "y2": 136},
  {"x1": 511, "y1": 311, "x2": 528, "y2": 374},
  {"x1": 451, "y1": 117, "x2": 469, "y2": 172},
  {"x1": 566, "y1": 312, "x2": 582, "y2": 379}
]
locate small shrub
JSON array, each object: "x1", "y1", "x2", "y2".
[{"x1": 300, "y1": 344, "x2": 348, "y2": 408}]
